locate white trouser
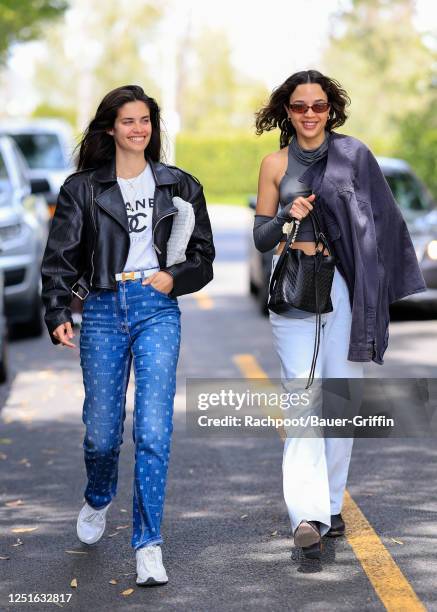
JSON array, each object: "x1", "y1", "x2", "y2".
[{"x1": 269, "y1": 256, "x2": 364, "y2": 537}]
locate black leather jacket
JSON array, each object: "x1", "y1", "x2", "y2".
[{"x1": 41, "y1": 158, "x2": 215, "y2": 344}]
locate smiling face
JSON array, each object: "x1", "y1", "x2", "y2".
[
  {"x1": 108, "y1": 100, "x2": 152, "y2": 155},
  {"x1": 285, "y1": 83, "x2": 330, "y2": 148}
]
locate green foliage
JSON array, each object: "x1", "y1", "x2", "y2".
[
  {"x1": 32, "y1": 102, "x2": 76, "y2": 127},
  {"x1": 178, "y1": 28, "x2": 268, "y2": 134},
  {"x1": 322, "y1": 0, "x2": 436, "y2": 156},
  {"x1": 176, "y1": 132, "x2": 278, "y2": 200},
  {"x1": 32, "y1": 0, "x2": 162, "y2": 130},
  {"x1": 395, "y1": 96, "x2": 437, "y2": 199},
  {"x1": 0, "y1": 0, "x2": 68, "y2": 61}
]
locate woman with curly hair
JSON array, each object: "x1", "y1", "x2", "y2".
[{"x1": 253, "y1": 70, "x2": 424, "y2": 559}]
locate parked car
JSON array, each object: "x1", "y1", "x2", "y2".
[
  {"x1": 0, "y1": 119, "x2": 75, "y2": 217},
  {"x1": 248, "y1": 157, "x2": 437, "y2": 314},
  {"x1": 0, "y1": 135, "x2": 50, "y2": 336},
  {"x1": 0, "y1": 267, "x2": 9, "y2": 383}
]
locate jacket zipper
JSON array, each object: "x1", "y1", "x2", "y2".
[
  {"x1": 89, "y1": 182, "x2": 97, "y2": 287},
  {"x1": 152, "y1": 210, "x2": 177, "y2": 256}
]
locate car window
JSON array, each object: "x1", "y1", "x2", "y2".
[
  {"x1": 0, "y1": 149, "x2": 11, "y2": 193},
  {"x1": 384, "y1": 172, "x2": 429, "y2": 212},
  {"x1": 9, "y1": 133, "x2": 66, "y2": 170},
  {"x1": 9, "y1": 141, "x2": 29, "y2": 191}
]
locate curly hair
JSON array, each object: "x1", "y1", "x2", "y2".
[
  {"x1": 76, "y1": 85, "x2": 162, "y2": 170},
  {"x1": 255, "y1": 70, "x2": 351, "y2": 149}
]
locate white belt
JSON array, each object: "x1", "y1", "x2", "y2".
[{"x1": 115, "y1": 269, "x2": 158, "y2": 282}]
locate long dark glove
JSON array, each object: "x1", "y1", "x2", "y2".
[{"x1": 253, "y1": 203, "x2": 293, "y2": 253}]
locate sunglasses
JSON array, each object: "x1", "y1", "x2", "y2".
[{"x1": 288, "y1": 102, "x2": 330, "y2": 114}]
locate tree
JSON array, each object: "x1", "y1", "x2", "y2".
[
  {"x1": 177, "y1": 27, "x2": 268, "y2": 133},
  {"x1": 31, "y1": 0, "x2": 163, "y2": 131},
  {"x1": 397, "y1": 92, "x2": 437, "y2": 197},
  {"x1": 0, "y1": 0, "x2": 68, "y2": 62},
  {"x1": 321, "y1": 0, "x2": 436, "y2": 155}
]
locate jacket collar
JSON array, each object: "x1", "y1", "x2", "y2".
[
  {"x1": 93, "y1": 156, "x2": 179, "y2": 186},
  {"x1": 298, "y1": 131, "x2": 354, "y2": 193},
  {"x1": 92, "y1": 156, "x2": 178, "y2": 235}
]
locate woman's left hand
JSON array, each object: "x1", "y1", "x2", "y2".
[{"x1": 142, "y1": 271, "x2": 174, "y2": 294}]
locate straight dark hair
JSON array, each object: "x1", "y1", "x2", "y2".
[
  {"x1": 255, "y1": 70, "x2": 351, "y2": 149},
  {"x1": 76, "y1": 85, "x2": 162, "y2": 170}
]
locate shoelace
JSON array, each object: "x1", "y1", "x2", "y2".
[
  {"x1": 138, "y1": 546, "x2": 159, "y2": 568},
  {"x1": 84, "y1": 510, "x2": 105, "y2": 523}
]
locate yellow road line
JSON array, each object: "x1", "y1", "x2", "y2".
[
  {"x1": 343, "y1": 491, "x2": 426, "y2": 611},
  {"x1": 233, "y1": 354, "x2": 268, "y2": 378},
  {"x1": 234, "y1": 353, "x2": 425, "y2": 612},
  {"x1": 194, "y1": 291, "x2": 214, "y2": 310}
]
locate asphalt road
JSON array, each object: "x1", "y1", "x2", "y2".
[{"x1": 0, "y1": 205, "x2": 436, "y2": 612}]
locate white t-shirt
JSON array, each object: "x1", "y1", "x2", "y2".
[{"x1": 117, "y1": 164, "x2": 160, "y2": 273}]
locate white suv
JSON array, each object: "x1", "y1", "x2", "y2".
[
  {"x1": 0, "y1": 119, "x2": 75, "y2": 217},
  {"x1": 0, "y1": 135, "x2": 49, "y2": 337}
]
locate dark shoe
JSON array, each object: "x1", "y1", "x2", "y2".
[
  {"x1": 326, "y1": 513, "x2": 345, "y2": 537},
  {"x1": 302, "y1": 540, "x2": 322, "y2": 560},
  {"x1": 294, "y1": 520, "x2": 321, "y2": 547}
]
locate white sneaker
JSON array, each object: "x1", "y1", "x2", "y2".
[
  {"x1": 136, "y1": 545, "x2": 168, "y2": 586},
  {"x1": 76, "y1": 501, "x2": 111, "y2": 545}
]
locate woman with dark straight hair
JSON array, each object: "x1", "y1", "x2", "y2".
[
  {"x1": 41, "y1": 84, "x2": 215, "y2": 585},
  {"x1": 254, "y1": 69, "x2": 425, "y2": 559}
]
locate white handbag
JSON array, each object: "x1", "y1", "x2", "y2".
[{"x1": 166, "y1": 196, "x2": 195, "y2": 266}]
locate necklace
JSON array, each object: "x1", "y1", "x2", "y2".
[
  {"x1": 124, "y1": 174, "x2": 140, "y2": 191},
  {"x1": 118, "y1": 167, "x2": 146, "y2": 201}
]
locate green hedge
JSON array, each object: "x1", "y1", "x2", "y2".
[
  {"x1": 175, "y1": 132, "x2": 278, "y2": 200},
  {"x1": 176, "y1": 128, "x2": 437, "y2": 203}
]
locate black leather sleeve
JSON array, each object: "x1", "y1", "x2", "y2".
[
  {"x1": 40, "y1": 185, "x2": 85, "y2": 345},
  {"x1": 253, "y1": 203, "x2": 293, "y2": 252},
  {"x1": 163, "y1": 175, "x2": 215, "y2": 297}
]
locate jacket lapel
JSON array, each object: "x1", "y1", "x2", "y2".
[
  {"x1": 92, "y1": 157, "x2": 179, "y2": 234},
  {"x1": 148, "y1": 160, "x2": 179, "y2": 228},
  {"x1": 92, "y1": 159, "x2": 129, "y2": 233},
  {"x1": 95, "y1": 183, "x2": 130, "y2": 234},
  {"x1": 298, "y1": 132, "x2": 354, "y2": 195}
]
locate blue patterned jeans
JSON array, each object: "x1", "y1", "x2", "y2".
[{"x1": 79, "y1": 279, "x2": 181, "y2": 549}]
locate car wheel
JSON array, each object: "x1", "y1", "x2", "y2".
[{"x1": 0, "y1": 335, "x2": 8, "y2": 384}]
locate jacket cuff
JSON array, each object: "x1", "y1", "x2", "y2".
[
  {"x1": 347, "y1": 343, "x2": 373, "y2": 362},
  {"x1": 45, "y1": 310, "x2": 73, "y2": 345}
]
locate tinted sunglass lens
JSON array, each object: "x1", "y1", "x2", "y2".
[
  {"x1": 290, "y1": 104, "x2": 306, "y2": 113},
  {"x1": 289, "y1": 103, "x2": 330, "y2": 113},
  {"x1": 313, "y1": 103, "x2": 330, "y2": 113}
]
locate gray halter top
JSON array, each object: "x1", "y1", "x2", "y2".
[
  {"x1": 275, "y1": 131, "x2": 330, "y2": 318},
  {"x1": 278, "y1": 131, "x2": 330, "y2": 240}
]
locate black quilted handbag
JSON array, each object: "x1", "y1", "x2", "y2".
[{"x1": 268, "y1": 211, "x2": 336, "y2": 388}]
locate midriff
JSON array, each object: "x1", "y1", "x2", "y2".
[{"x1": 276, "y1": 241, "x2": 329, "y2": 256}]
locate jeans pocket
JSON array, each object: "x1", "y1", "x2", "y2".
[{"x1": 146, "y1": 283, "x2": 174, "y2": 299}]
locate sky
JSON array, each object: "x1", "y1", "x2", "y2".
[
  {"x1": 172, "y1": 0, "x2": 436, "y2": 88},
  {"x1": 2, "y1": 0, "x2": 436, "y2": 117},
  {"x1": 174, "y1": 0, "x2": 347, "y2": 88}
]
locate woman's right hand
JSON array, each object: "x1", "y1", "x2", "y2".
[
  {"x1": 53, "y1": 321, "x2": 76, "y2": 348},
  {"x1": 289, "y1": 194, "x2": 316, "y2": 220}
]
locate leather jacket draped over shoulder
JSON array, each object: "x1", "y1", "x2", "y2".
[{"x1": 41, "y1": 158, "x2": 215, "y2": 344}]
